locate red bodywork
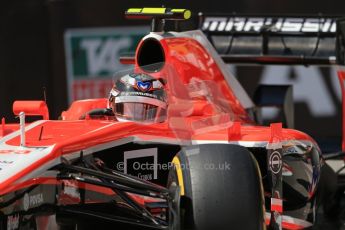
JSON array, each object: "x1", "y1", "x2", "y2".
[
  {"x1": 0, "y1": 32, "x2": 316, "y2": 194},
  {"x1": 0, "y1": 31, "x2": 320, "y2": 230},
  {"x1": 338, "y1": 70, "x2": 345, "y2": 151}
]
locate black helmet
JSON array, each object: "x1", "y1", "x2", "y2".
[{"x1": 108, "y1": 73, "x2": 167, "y2": 123}]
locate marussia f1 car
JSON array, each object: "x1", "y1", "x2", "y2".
[{"x1": 1, "y1": 7, "x2": 345, "y2": 230}]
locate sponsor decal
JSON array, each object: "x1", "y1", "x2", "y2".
[
  {"x1": 137, "y1": 173, "x2": 153, "y2": 181},
  {"x1": 0, "y1": 160, "x2": 14, "y2": 164},
  {"x1": 110, "y1": 88, "x2": 120, "y2": 97},
  {"x1": 202, "y1": 17, "x2": 337, "y2": 33},
  {"x1": 271, "y1": 197, "x2": 283, "y2": 213},
  {"x1": 64, "y1": 27, "x2": 148, "y2": 102},
  {"x1": 137, "y1": 81, "x2": 152, "y2": 92},
  {"x1": 23, "y1": 193, "x2": 29, "y2": 211},
  {"x1": 269, "y1": 150, "x2": 283, "y2": 175},
  {"x1": 283, "y1": 146, "x2": 299, "y2": 154},
  {"x1": 7, "y1": 214, "x2": 19, "y2": 230},
  {"x1": 0, "y1": 160, "x2": 14, "y2": 171},
  {"x1": 123, "y1": 148, "x2": 158, "y2": 181},
  {"x1": 121, "y1": 91, "x2": 158, "y2": 99},
  {"x1": 0, "y1": 150, "x2": 31, "y2": 154},
  {"x1": 63, "y1": 180, "x2": 81, "y2": 200},
  {"x1": 282, "y1": 163, "x2": 293, "y2": 177},
  {"x1": 23, "y1": 193, "x2": 44, "y2": 211}
]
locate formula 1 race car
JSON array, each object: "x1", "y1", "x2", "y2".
[{"x1": 1, "y1": 8, "x2": 345, "y2": 230}]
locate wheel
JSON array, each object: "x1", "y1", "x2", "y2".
[{"x1": 168, "y1": 144, "x2": 265, "y2": 230}]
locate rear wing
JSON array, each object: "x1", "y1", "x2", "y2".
[
  {"x1": 199, "y1": 14, "x2": 345, "y2": 151},
  {"x1": 199, "y1": 14, "x2": 345, "y2": 65}
]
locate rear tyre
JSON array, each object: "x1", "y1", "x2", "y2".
[{"x1": 168, "y1": 144, "x2": 265, "y2": 230}]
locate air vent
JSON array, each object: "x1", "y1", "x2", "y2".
[{"x1": 137, "y1": 38, "x2": 165, "y2": 72}]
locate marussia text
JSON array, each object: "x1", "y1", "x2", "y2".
[{"x1": 202, "y1": 17, "x2": 337, "y2": 33}]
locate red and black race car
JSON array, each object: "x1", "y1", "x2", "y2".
[{"x1": 0, "y1": 8, "x2": 345, "y2": 230}]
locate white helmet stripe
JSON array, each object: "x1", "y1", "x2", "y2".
[
  {"x1": 110, "y1": 89, "x2": 120, "y2": 97},
  {"x1": 120, "y1": 74, "x2": 136, "y2": 86},
  {"x1": 152, "y1": 80, "x2": 163, "y2": 89}
]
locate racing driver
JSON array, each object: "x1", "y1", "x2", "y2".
[{"x1": 107, "y1": 73, "x2": 168, "y2": 123}]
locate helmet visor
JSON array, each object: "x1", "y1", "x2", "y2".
[{"x1": 114, "y1": 102, "x2": 166, "y2": 122}]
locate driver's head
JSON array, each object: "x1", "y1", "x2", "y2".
[{"x1": 108, "y1": 73, "x2": 167, "y2": 123}]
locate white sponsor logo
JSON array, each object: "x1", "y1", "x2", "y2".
[
  {"x1": 23, "y1": 193, "x2": 44, "y2": 211},
  {"x1": 0, "y1": 150, "x2": 31, "y2": 154},
  {"x1": 137, "y1": 173, "x2": 153, "y2": 181},
  {"x1": 80, "y1": 38, "x2": 131, "y2": 76},
  {"x1": 0, "y1": 160, "x2": 13, "y2": 164},
  {"x1": 123, "y1": 91, "x2": 158, "y2": 99},
  {"x1": 23, "y1": 193, "x2": 29, "y2": 211},
  {"x1": 203, "y1": 17, "x2": 336, "y2": 33},
  {"x1": 124, "y1": 148, "x2": 158, "y2": 180},
  {"x1": 63, "y1": 181, "x2": 80, "y2": 200},
  {"x1": 269, "y1": 151, "x2": 283, "y2": 174},
  {"x1": 0, "y1": 160, "x2": 13, "y2": 170},
  {"x1": 7, "y1": 214, "x2": 19, "y2": 230}
]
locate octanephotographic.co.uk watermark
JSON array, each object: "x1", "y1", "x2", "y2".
[{"x1": 115, "y1": 161, "x2": 232, "y2": 172}]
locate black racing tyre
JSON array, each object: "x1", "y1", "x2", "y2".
[{"x1": 168, "y1": 144, "x2": 265, "y2": 230}]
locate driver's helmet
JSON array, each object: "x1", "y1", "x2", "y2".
[{"x1": 108, "y1": 73, "x2": 167, "y2": 123}]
